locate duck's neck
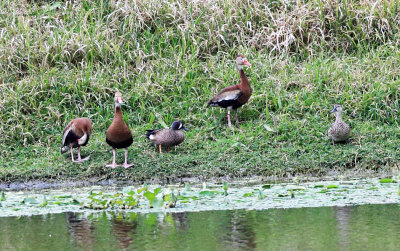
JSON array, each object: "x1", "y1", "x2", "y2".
[
  {"x1": 114, "y1": 105, "x2": 123, "y2": 122},
  {"x1": 239, "y1": 69, "x2": 250, "y2": 89},
  {"x1": 335, "y1": 112, "x2": 342, "y2": 122}
]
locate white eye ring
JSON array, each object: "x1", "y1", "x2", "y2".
[{"x1": 178, "y1": 123, "x2": 182, "y2": 129}]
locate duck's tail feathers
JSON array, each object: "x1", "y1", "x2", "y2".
[
  {"x1": 145, "y1": 130, "x2": 156, "y2": 139},
  {"x1": 61, "y1": 145, "x2": 70, "y2": 154}
]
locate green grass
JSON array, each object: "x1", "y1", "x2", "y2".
[{"x1": 1, "y1": 0, "x2": 400, "y2": 182}]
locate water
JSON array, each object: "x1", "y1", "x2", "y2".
[{"x1": 1, "y1": 204, "x2": 400, "y2": 250}]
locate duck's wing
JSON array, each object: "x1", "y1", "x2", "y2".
[{"x1": 207, "y1": 86, "x2": 242, "y2": 107}]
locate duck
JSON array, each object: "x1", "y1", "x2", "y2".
[
  {"x1": 145, "y1": 121, "x2": 188, "y2": 153},
  {"x1": 328, "y1": 104, "x2": 351, "y2": 144},
  {"x1": 207, "y1": 55, "x2": 252, "y2": 127},
  {"x1": 61, "y1": 117, "x2": 92, "y2": 162},
  {"x1": 105, "y1": 92, "x2": 133, "y2": 168}
]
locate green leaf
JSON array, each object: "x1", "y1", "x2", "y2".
[
  {"x1": 199, "y1": 190, "x2": 220, "y2": 196},
  {"x1": 152, "y1": 197, "x2": 164, "y2": 209},
  {"x1": 223, "y1": 182, "x2": 228, "y2": 196},
  {"x1": 262, "y1": 184, "x2": 271, "y2": 189},
  {"x1": 1, "y1": 191, "x2": 5, "y2": 201},
  {"x1": 144, "y1": 191, "x2": 156, "y2": 203},
  {"x1": 40, "y1": 195, "x2": 48, "y2": 207},
  {"x1": 327, "y1": 185, "x2": 338, "y2": 189},
  {"x1": 184, "y1": 183, "x2": 192, "y2": 191},
  {"x1": 263, "y1": 124, "x2": 275, "y2": 132},
  {"x1": 314, "y1": 185, "x2": 324, "y2": 188},
  {"x1": 22, "y1": 197, "x2": 38, "y2": 204},
  {"x1": 243, "y1": 192, "x2": 254, "y2": 197},
  {"x1": 223, "y1": 181, "x2": 228, "y2": 191},
  {"x1": 53, "y1": 195, "x2": 72, "y2": 199},
  {"x1": 137, "y1": 187, "x2": 148, "y2": 194},
  {"x1": 380, "y1": 178, "x2": 396, "y2": 183},
  {"x1": 154, "y1": 188, "x2": 161, "y2": 196},
  {"x1": 257, "y1": 190, "x2": 265, "y2": 199}
]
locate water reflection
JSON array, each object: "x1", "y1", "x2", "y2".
[
  {"x1": 224, "y1": 211, "x2": 256, "y2": 250},
  {"x1": 171, "y1": 212, "x2": 190, "y2": 230},
  {"x1": 333, "y1": 206, "x2": 353, "y2": 249},
  {"x1": 66, "y1": 212, "x2": 95, "y2": 250},
  {"x1": 1, "y1": 204, "x2": 400, "y2": 251},
  {"x1": 111, "y1": 214, "x2": 137, "y2": 250}
]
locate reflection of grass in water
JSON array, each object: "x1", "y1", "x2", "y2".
[{"x1": 1, "y1": 1, "x2": 400, "y2": 182}]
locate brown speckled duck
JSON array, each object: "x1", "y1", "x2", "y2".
[
  {"x1": 207, "y1": 55, "x2": 252, "y2": 127},
  {"x1": 61, "y1": 118, "x2": 92, "y2": 162},
  {"x1": 328, "y1": 104, "x2": 351, "y2": 144},
  {"x1": 106, "y1": 92, "x2": 133, "y2": 168},
  {"x1": 145, "y1": 121, "x2": 188, "y2": 153}
]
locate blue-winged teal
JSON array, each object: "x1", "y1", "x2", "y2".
[
  {"x1": 207, "y1": 55, "x2": 252, "y2": 127},
  {"x1": 146, "y1": 121, "x2": 188, "y2": 153},
  {"x1": 61, "y1": 118, "x2": 92, "y2": 162},
  {"x1": 328, "y1": 104, "x2": 350, "y2": 143},
  {"x1": 106, "y1": 92, "x2": 133, "y2": 168}
]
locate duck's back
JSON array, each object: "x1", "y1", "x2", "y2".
[
  {"x1": 150, "y1": 129, "x2": 184, "y2": 147},
  {"x1": 62, "y1": 118, "x2": 92, "y2": 148}
]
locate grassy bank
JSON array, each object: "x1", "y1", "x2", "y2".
[{"x1": 1, "y1": 0, "x2": 400, "y2": 182}]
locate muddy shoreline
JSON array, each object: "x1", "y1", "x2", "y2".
[{"x1": 1, "y1": 167, "x2": 397, "y2": 191}]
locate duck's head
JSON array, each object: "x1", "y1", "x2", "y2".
[
  {"x1": 236, "y1": 55, "x2": 251, "y2": 70},
  {"x1": 114, "y1": 91, "x2": 123, "y2": 108},
  {"x1": 331, "y1": 104, "x2": 343, "y2": 114},
  {"x1": 171, "y1": 121, "x2": 188, "y2": 131}
]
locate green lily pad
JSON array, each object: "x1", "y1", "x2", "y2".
[
  {"x1": 380, "y1": 178, "x2": 396, "y2": 183},
  {"x1": 22, "y1": 197, "x2": 38, "y2": 205},
  {"x1": 243, "y1": 192, "x2": 254, "y2": 197},
  {"x1": 199, "y1": 191, "x2": 220, "y2": 196}
]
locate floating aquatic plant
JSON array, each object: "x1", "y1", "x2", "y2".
[
  {"x1": 380, "y1": 179, "x2": 397, "y2": 183},
  {"x1": 223, "y1": 182, "x2": 228, "y2": 196}
]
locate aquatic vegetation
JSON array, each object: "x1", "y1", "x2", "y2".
[
  {"x1": 379, "y1": 178, "x2": 397, "y2": 183},
  {"x1": 1, "y1": 192, "x2": 5, "y2": 201},
  {"x1": 223, "y1": 182, "x2": 228, "y2": 196},
  {"x1": 143, "y1": 188, "x2": 163, "y2": 208},
  {"x1": 0, "y1": 179, "x2": 399, "y2": 217},
  {"x1": 84, "y1": 190, "x2": 139, "y2": 210},
  {"x1": 327, "y1": 185, "x2": 339, "y2": 189}
]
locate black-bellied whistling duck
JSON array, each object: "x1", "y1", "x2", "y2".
[
  {"x1": 106, "y1": 92, "x2": 133, "y2": 168},
  {"x1": 145, "y1": 121, "x2": 188, "y2": 153},
  {"x1": 61, "y1": 118, "x2": 92, "y2": 162},
  {"x1": 207, "y1": 55, "x2": 252, "y2": 127}
]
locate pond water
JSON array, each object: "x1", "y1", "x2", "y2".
[
  {"x1": 1, "y1": 204, "x2": 400, "y2": 250},
  {"x1": 0, "y1": 178, "x2": 399, "y2": 250}
]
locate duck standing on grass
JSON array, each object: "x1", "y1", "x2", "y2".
[
  {"x1": 328, "y1": 104, "x2": 351, "y2": 144},
  {"x1": 207, "y1": 55, "x2": 252, "y2": 127},
  {"x1": 61, "y1": 118, "x2": 92, "y2": 162},
  {"x1": 105, "y1": 92, "x2": 133, "y2": 168},
  {"x1": 145, "y1": 121, "x2": 188, "y2": 153}
]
